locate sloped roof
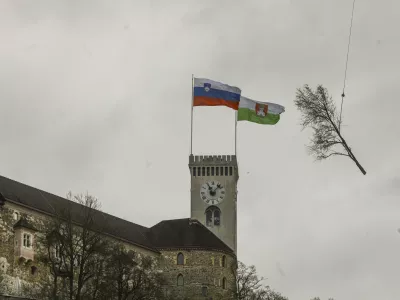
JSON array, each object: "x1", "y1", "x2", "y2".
[
  {"x1": 0, "y1": 175, "x2": 234, "y2": 255},
  {"x1": 148, "y1": 218, "x2": 235, "y2": 255},
  {"x1": 13, "y1": 217, "x2": 37, "y2": 231}
]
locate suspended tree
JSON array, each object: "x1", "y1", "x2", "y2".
[{"x1": 294, "y1": 84, "x2": 366, "y2": 175}]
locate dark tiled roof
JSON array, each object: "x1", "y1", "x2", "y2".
[
  {"x1": 148, "y1": 218, "x2": 235, "y2": 255},
  {"x1": 0, "y1": 175, "x2": 234, "y2": 255},
  {"x1": 0, "y1": 175, "x2": 155, "y2": 252},
  {"x1": 14, "y1": 217, "x2": 37, "y2": 231}
]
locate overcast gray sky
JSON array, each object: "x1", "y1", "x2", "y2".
[{"x1": 1, "y1": 0, "x2": 399, "y2": 299}]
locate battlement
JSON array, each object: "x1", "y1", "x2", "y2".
[{"x1": 189, "y1": 155, "x2": 237, "y2": 166}]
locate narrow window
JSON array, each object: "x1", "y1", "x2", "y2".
[
  {"x1": 225, "y1": 167, "x2": 228, "y2": 176},
  {"x1": 177, "y1": 274, "x2": 184, "y2": 286},
  {"x1": 207, "y1": 167, "x2": 210, "y2": 176},
  {"x1": 222, "y1": 255, "x2": 226, "y2": 268},
  {"x1": 206, "y1": 210, "x2": 213, "y2": 226},
  {"x1": 211, "y1": 167, "x2": 214, "y2": 176},
  {"x1": 177, "y1": 253, "x2": 184, "y2": 265},
  {"x1": 202, "y1": 286, "x2": 208, "y2": 296},
  {"x1": 220, "y1": 167, "x2": 223, "y2": 176},
  {"x1": 214, "y1": 209, "x2": 220, "y2": 226},
  {"x1": 229, "y1": 166, "x2": 233, "y2": 176},
  {"x1": 216, "y1": 167, "x2": 219, "y2": 176},
  {"x1": 31, "y1": 266, "x2": 37, "y2": 276},
  {"x1": 198, "y1": 167, "x2": 201, "y2": 176},
  {"x1": 202, "y1": 167, "x2": 205, "y2": 176},
  {"x1": 222, "y1": 277, "x2": 227, "y2": 289},
  {"x1": 23, "y1": 233, "x2": 32, "y2": 248},
  {"x1": 13, "y1": 212, "x2": 19, "y2": 221},
  {"x1": 193, "y1": 167, "x2": 196, "y2": 177}
]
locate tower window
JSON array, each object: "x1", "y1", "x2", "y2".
[
  {"x1": 205, "y1": 206, "x2": 221, "y2": 227},
  {"x1": 202, "y1": 286, "x2": 208, "y2": 296},
  {"x1": 177, "y1": 253, "x2": 184, "y2": 265},
  {"x1": 222, "y1": 277, "x2": 227, "y2": 289},
  {"x1": 229, "y1": 167, "x2": 233, "y2": 176},
  {"x1": 198, "y1": 167, "x2": 201, "y2": 176},
  {"x1": 206, "y1": 210, "x2": 213, "y2": 226},
  {"x1": 177, "y1": 274, "x2": 184, "y2": 286},
  {"x1": 193, "y1": 167, "x2": 196, "y2": 177},
  {"x1": 207, "y1": 167, "x2": 210, "y2": 176},
  {"x1": 216, "y1": 167, "x2": 219, "y2": 176},
  {"x1": 214, "y1": 209, "x2": 220, "y2": 226},
  {"x1": 222, "y1": 255, "x2": 226, "y2": 268},
  {"x1": 202, "y1": 167, "x2": 205, "y2": 176},
  {"x1": 220, "y1": 167, "x2": 223, "y2": 176},
  {"x1": 225, "y1": 167, "x2": 228, "y2": 176},
  {"x1": 211, "y1": 167, "x2": 214, "y2": 176}
]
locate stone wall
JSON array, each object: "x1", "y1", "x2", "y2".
[
  {"x1": 160, "y1": 249, "x2": 236, "y2": 300},
  {"x1": 1, "y1": 201, "x2": 237, "y2": 300}
]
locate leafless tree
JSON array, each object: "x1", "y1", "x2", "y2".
[
  {"x1": 97, "y1": 244, "x2": 166, "y2": 300},
  {"x1": 234, "y1": 261, "x2": 288, "y2": 300},
  {"x1": 34, "y1": 192, "x2": 110, "y2": 300},
  {"x1": 295, "y1": 84, "x2": 366, "y2": 175}
]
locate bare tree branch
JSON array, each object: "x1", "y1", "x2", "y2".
[{"x1": 295, "y1": 84, "x2": 367, "y2": 175}]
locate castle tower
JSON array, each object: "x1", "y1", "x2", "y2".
[{"x1": 189, "y1": 154, "x2": 238, "y2": 254}]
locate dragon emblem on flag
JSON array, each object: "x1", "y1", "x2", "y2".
[
  {"x1": 204, "y1": 83, "x2": 211, "y2": 92},
  {"x1": 255, "y1": 103, "x2": 268, "y2": 117}
]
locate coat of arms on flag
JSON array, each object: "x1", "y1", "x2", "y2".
[
  {"x1": 204, "y1": 83, "x2": 211, "y2": 92},
  {"x1": 255, "y1": 103, "x2": 268, "y2": 117}
]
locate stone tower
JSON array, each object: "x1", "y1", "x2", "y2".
[{"x1": 189, "y1": 154, "x2": 238, "y2": 254}]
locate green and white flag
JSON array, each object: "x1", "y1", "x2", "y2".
[{"x1": 237, "y1": 96, "x2": 285, "y2": 125}]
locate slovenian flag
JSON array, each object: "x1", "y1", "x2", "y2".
[
  {"x1": 237, "y1": 96, "x2": 285, "y2": 125},
  {"x1": 193, "y1": 78, "x2": 241, "y2": 110}
]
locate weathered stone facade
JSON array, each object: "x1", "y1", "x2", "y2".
[
  {"x1": 160, "y1": 249, "x2": 236, "y2": 299},
  {"x1": 0, "y1": 197, "x2": 236, "y2": 299}
]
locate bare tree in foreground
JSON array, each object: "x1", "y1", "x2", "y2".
[
  {"x1": 295, "y1": 84, "x2": 366, "y2": 175},
  {"x1": 234, "y1": 261, "x2": 288, "y2": 300}
]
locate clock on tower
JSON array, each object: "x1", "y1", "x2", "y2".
[{"x1": 189, "y1": 154, "x2": 238, "y2": 254}]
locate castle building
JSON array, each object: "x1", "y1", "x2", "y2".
[{"x1": 0, "y1": 154, "x2": 239, "y2": 299}]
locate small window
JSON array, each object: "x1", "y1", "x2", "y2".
[
  {"x1": 23, "y1": 233, "x2": 32, "y2": 248},
  {"x1": 53, "y1": 244, "x2": 61, "y2": 259},
  {"x1": 229, "y1": 166, "x2": 233, "y2": 176},
  {"x1": 214, "y1": 210, "x2": 220, "y2": 226},
  {"x1": 222, "y1": 255, "x2": 226, "y2": 268},
  {"x1": 225, "y1": 167, "x2": 228, "y2": 176},
  {"x1": 202, "y1": 286, "x2": 208, "y2": 296},
  {"x1": 222, "y1": 277, "x2": 227, "y2": 289},
  {"x1": 31, "y1": 266, "x2": 37, "y2": 276},
  {"x1": 216, "y1": 167, "x2": 219, "y2": 176},
  {"x1": 198, "y1": 167, "x2": 201, "y2": 176},
  {"x1": 207, "y1": 167, "x2": 210, "y2": 176},
  {"x1": 193, "y1": 167, "x2": 196, "y2": 177},
  {"x1": 13, "y1": 212, "x2": 19, "y2": 221},
  {"x1": 211, "y1": 167, "x2": 214, "y2": 176},
  {"x1": 220, "y1": 167, "x2": 223, "y2": 176},
  {"x1": 177, "y1": 274, "x2": 184, "y2": 286},
  {"x1": 177, "y1": 253, "x2": 184, "y2": 265},
  {"x1": 202, "y1": 167, "x2": 205, "y2": 176},
  {"x1": 206, "y1": 210, "x2": 213, "y2": 226}
]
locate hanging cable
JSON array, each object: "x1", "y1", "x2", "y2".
[{"x1": 339, "y1": 0, "x2": 356, "y2": 132}]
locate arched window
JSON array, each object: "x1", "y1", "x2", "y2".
[
  {"x1": 222, "y1": 277, "x2": 227, "y2": 289},
  {"x1": 177, "y1": 274, "x2": 184, "y2": 286},
  {"x1": 222, "y1": 255, "x2": 226, "y2": 268},
  {"x1": 205, "y1": 206, "x2": 221, "y2": 227},
  {"x1": 214, "y1": 209, "x2": 220, "y2": 225},
  {"x1": 206, "y1": 210, "x2": 213, "y2": 226},
  {"x1": 177, "y1": 252, "x2": 184, "y2": 265}
]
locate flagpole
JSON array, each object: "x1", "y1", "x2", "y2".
[
  {"x1": 190, "y1": 74, "x2": 194, "y2": 155},
  {"x1": 234, "y1": 110, "x2": 237, "y2": 156}
]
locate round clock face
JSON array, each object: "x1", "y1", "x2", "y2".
[{"x1": 200, "y1": 180, "x2": 226, "y2": 205}]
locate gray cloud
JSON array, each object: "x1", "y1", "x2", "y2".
[{"x1": 1, "y1": 1, "x2": 399, "y2": 299}]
